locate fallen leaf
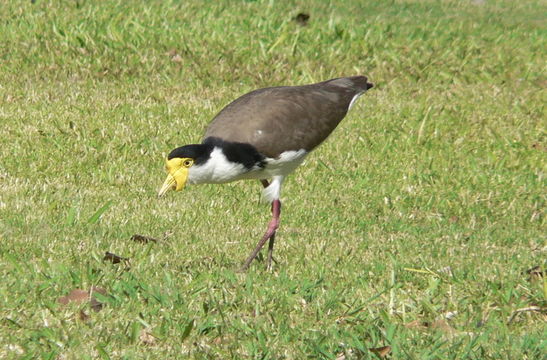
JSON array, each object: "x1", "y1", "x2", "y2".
[
  {"x1": 131, "y1": 234, "x2": 158, "y2": 244},
  {"x1": 103, "y1": 252, "x2": 129, "y2": 264},
  {"x1": 293, "y1": 12, "x2": 310, "y2": 26},
  {"x1": 171, "y1": 54, "x2": 183, "y2": 63},
  {"x1": 369, "y1": 345, "x2": 391, "y2": 358},
  {"x1": 58, "y1": 287, "x2": 107, "y2": 313},
  {"x1": 58, "y1": 289, "x2": 88, "y2": 305},
  {"x1": 449, "y1": 215, "x2": 459, "y2": 223}
]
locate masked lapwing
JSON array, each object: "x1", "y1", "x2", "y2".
[{"x1": 158, "y1": 76, "x2": 373, "y2": 270}]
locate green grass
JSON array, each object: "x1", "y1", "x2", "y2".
[{"x1": 1, "y1": 0, "x2": 545, "y2": 358}]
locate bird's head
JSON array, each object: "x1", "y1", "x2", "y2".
[{"x1": 158, "y1": 144, "x2": 211, "y2": 197}]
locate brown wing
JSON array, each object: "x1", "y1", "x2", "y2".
[{"x1": 203, "y1": 76, "x2": 372, "y2": 158}]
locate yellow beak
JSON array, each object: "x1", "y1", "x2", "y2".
[{"x1": 158, "y1": 160, "x2": 189, "y2": 197}]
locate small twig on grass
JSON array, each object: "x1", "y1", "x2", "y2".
[{"x1": 507, "y1": 306, "x2": 546, "y2": 324}]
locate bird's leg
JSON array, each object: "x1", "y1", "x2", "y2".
[
  {"x1": 240, "y1": 180, "x2": 281, "y2": 271},
  {"x1": 260, "y1": 179, "x2": 276, "y2": 270},
  {"x1": 266, "y1": 232, "x2": 276, "y2": 271},
  {"x1": 240, "y1": 199, "x2": 281, "y2": 271}
]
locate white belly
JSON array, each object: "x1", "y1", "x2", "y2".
[
  {"x1": 239, "y1": 149, "x2": 308, "y2": 180},
  {"x1": 187, "y1": 147, "x2": 308, "y2": 186}
]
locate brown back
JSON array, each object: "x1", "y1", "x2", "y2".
[{"x1": 204, "y1": 76, "x2": 372, "y2": 158}]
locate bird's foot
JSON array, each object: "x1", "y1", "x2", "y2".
[
  {"x1": 239, "y1": 199, "x2": 281, "y2": 272},
  {"x1": 239, "y1": 230, "x2": 276, "y2": 272},
  {"x1": 266, "y1": 255, "x2": 279, "y2": 271},
  {"x1": 266, "y1": 232, "x2": 276, "y2": 271}
]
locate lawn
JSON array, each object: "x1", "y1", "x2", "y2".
[{"x1": 0, "y1": 0, "x2": 545, "y2": 359}]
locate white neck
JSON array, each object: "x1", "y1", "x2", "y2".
[{"x1": 187, "y1": 147, "x2": 247, "y2": 184}]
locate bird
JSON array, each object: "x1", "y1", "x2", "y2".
[{"x1": 158, "y1": 76, "x2": 373, "y2": 270}]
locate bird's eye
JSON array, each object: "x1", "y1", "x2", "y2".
[{"x1": 183, "y1": 159, "x2": 193, "y2": 167}]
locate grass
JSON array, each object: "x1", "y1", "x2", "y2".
[{"x1": 0, "y1": 0, "x2": 545, "y2": 358}]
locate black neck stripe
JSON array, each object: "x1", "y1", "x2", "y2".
[{"x1": 203, "y1": 137, "x2": 266, "y2": 170}]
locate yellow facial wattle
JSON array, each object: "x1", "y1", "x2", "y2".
[{"x1": 158, "y1": 157, "x2": 193, "y2": 196}]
